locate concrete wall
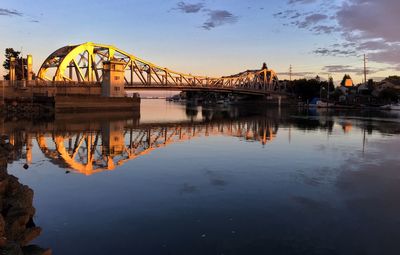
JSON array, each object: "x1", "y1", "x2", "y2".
[
  {"x1": 54, "y1": 95, "x2": 140, "y2": 112},
  {"x1": 0, "y1": 84, "x2": 102, "y2": 99}
]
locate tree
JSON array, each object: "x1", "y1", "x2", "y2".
[
  {"x1": 367, "y1": 79, "x2": 375, "y2": 91},
  {"x1": 340, "y1": 74, "x2": 352, "y2": 86},
  {"x1": 332, "y1": 87, "x2": 344, "y2": 101},
  {"x1": 384, "y1": 76, "x2": 400, "y2": 85},
  {"x1": 292, "y1": 78, "x2": 322, "y2": 101},
  {"x1": 379, "y1": 88, "x2": 399, "y2": 103},
  {"x1": 2, "y1": 48, "x2": 27, "y2": 80},
  {"x1": 328, "y1": 76, "x2": 335, "y2": 92}
]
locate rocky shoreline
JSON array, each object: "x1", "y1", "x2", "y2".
[{"x1": 0, "y1": 138, "x2": 51, "y2": 255}]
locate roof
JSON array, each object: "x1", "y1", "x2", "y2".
[{"x1": 344, "y1": 79, "x2": 353, "y2": 87}]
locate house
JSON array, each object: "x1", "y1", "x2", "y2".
[{"x1": 344, "y1": 78, "x2": 354, "y2": 87}]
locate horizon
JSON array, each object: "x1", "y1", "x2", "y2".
[{"x1": 1, "y1": 0, "x2": 399, "y2": 84}]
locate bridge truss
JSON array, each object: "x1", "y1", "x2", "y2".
[{"x1": 37, "y1": 42, "x2": 279, "y2": 92}]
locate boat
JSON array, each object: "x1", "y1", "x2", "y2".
[
  {"x1": 380, "y1": 103, "x2": 400, "y2": 111},
  {"x1": 316, "y1": 100, "x2": 335, "y2": 108},
  {"x1": 308, "y1": 98, "x2": 334, "y2": 108}
]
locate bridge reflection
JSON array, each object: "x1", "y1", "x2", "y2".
[
  {"x1": 32, "y1": 118, "x2": 277, "y2": 175},
  {"x1": 4, "y1": 106, "x2": 398, "y2": 176},
  {"x1": 3, "y1": 103, "x2": 281, "y2": 175}
]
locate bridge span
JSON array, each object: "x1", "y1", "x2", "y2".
[{"x1": 36, "y1": 42, "x2": 281, "y2": 95}]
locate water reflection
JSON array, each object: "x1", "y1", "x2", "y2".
[
  {"x1": 2, "y1": 103, "x2": 399, "y2": 176},
  {"x1": 2, "y1": 101, "x2": 400, "y2": 255}
]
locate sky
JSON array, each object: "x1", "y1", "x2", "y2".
[{"x1": 0, "y1": 0, "x2": 399, "y2": 84}]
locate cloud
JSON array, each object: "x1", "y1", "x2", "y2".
[
  {"x1": 273, "y1": 10, "x2": 295, "y2": 19},
  {"x1": 297, "y1": 13, "x2": 328, "y2": 28},
  {"x1": 323, "y1": 65, "x2": 364, "y2": 75},
  {"x1": 368, "y1": 45, "x2": 400, "y2": 66},
  {"x1": 175, "y1": 2, "x2": 204, "y2": 13},
  {"x1": 336, "y1": 0, "x2": 400, "y2": 67},
  {"x1": 322, "y1": 65, "x2": 388, "y2": 75},
  {"x1": 0, "y1": 8, "x2": 23, "y2": 17},
  {"x1": 172, "y1": 2, "x2": 238, "y2": 30},
  {"x1": 202, "y1": 10, "x2": 238, "y2": 30},
  {"x1": 276, "y1": 10, "x2": 331, "y2": 33},
  {"x1": 311, "y1": 25, "x2": 337, "y2": 34},
  {"x1": 313, "y1": 47, "x2": 357, "y2": 57},
  {"x1": 279, "y1": 71, "x2": 316, "y2": 77},
  {"x1": 288, "y1": 0, "x2": 317, "y2": 4},
  {"x1": 337, "y1": 0, "x2": 400, "y2": 43},
  {"x1": 274, "y1": 10, "x2": 312, "y2": 20},
  {"x1": 275, "y1": 0, "x2": 400, "y2": 69}
]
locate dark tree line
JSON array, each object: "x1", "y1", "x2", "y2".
[
  {"x1": 2, "y1": 48, "x2": 28, "y2": 80},
  {"x1": 287, "y1": 76, "x2": 335, "y2": 101}
]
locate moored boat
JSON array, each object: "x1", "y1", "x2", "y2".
[
  {"x1": 380, "y1": 103, "x2": 400, "y2": 111},
  {"x1": 316, "y1": 100, "x2": 335, "y2": 108}
]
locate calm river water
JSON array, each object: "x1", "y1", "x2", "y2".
[{"x1": 4, "y1": 100, "x2": 400, "y2": 254}]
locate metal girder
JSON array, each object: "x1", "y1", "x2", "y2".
[{"x1": 37, "y1": 42, "x2": 280, "y2": 93}]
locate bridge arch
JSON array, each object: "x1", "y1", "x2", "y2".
[{"x1": 37, "y1": 42, "x2": 280, "y2": 93}]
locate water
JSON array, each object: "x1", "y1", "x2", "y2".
[{"x1": 4, "y1": 100, "x2": 400, "y2": 254}]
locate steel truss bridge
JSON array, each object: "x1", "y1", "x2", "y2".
[
  {"x1": 37, "y1": 42, "x2": 280, "y2": 95},
  {"x1": 32, "y1": 119, "x2": 277, "y2": 176}
]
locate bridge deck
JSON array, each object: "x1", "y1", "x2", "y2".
[{"x1": 0, "y1": 81, "x2": 287, "y2": 96}]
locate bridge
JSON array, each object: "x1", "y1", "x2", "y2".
[{"x1": 36, "y1": 42, "x2": 280, "y2": 95}]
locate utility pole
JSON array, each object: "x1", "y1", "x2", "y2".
[
  {"x1": 289, "y1": 65, "x2": 292, "y2": 82},
  {"x1": 327, "y1": 74, "x2": 331, "y2": 101},
  {"x1": 363, "y1": 54, "x2": 367, "y2": 86}
]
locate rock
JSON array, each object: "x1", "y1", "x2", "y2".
[
  {"x1": 22, "y1": 245, "x2": 52, "y2": 255},
  {"x1": 19, "y1": 227, "x2": 42, "y2": 247},
  {"x1": 0, "y1": 141, "x2": 49, "y2": 253},
  {"x1": 0, "y1": 242, "x2": 24, "y2": 255},
  {"x1": 0, "y1": 179, "x2": 9, "y2": 195},
  {"x1": 0, "y1": 236, "x2": 7, "y2": 248}
]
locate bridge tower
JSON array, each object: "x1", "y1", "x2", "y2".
[
  {"x1": 9, "y1": 57, "x2": 16, "y2": 82},
  {"x1": 27, "y1": 55, "x2": 33, "y2": 81},
  {"x1": 102, "y1": 120, "x2": 125, "y2": 161},
  {"x1": 101, "y1": 60, "x2": 125, "y2": 97}
]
